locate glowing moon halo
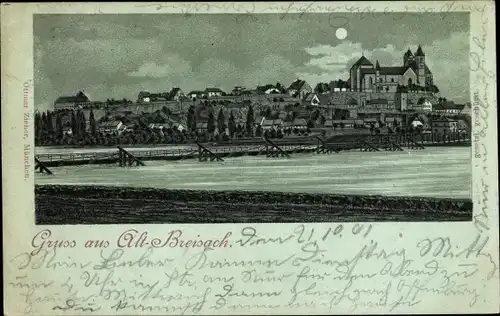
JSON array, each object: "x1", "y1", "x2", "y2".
[{"x1": 336, "y1": 28, "x2": 348, "y2": 40}]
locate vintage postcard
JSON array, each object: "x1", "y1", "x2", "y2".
[{"x1": 2, "y1": 1, "x2": 498, "y2": 315}]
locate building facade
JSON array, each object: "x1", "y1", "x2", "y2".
[
  {"x1": 287, "y1": 79, "x2": 312, "y2": 98},
  {"x1": 54, "y1": 91, "x2": 90, "y2": 110},
  {"x1": 349, "y1": 46, "x2": 433, "y2": 93}
]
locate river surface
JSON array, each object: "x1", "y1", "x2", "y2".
[{"x1": 35, "y1": 147, "x2": 471, "y2": 199}]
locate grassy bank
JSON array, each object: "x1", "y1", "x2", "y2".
[{"x1": 35, "y1": 185, "x2": 473, "y2": 224}]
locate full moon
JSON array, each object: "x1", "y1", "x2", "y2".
[{"x1": 336, "y1": 28, "x2": 348, "y2": 40}]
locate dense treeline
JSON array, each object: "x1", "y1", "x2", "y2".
[
  {"x1": 34, "y1": 106, "x2": 303, "y2": 147},
  {"x1": 34, "y1": 104, "x2": 469, "y2": 147}
]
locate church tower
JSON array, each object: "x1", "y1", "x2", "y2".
[
  {"x1": 403, "y1": 48, "x2": 414, "y2": 67},
  {"x1": 415, "y1": 45, "x2": 426, "y2": 86}
]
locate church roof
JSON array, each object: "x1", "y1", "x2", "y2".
[
  {"x1": 287, "y1": 79, "x2": 307, "y2": 91},
  {"x1": 353, "y1": 55, "x2": 373, "y2": 67},
  {"x1": 415, "y1": 45, "x2": 425, "y2": 56},
  {"x1": 55, "y1": 91, "x2": 90, "y2": 104},
  {"x1": 404, "y1": 49, "x2": 414, "y2": 57},
  {"x1": 379, "y1": 66, "x2": 408, "y2": 75},
  {"x1": 425, "y1": 64, "x2": 432, "y2": 74},
  {"x1": 360, "y1": 68, "x2": 375, "y2": 76}
]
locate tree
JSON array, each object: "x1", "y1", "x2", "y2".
[
  {"x1": 89, "y1": 109, "x2": 97, "y2": 136},
  {"x1": 370, "y1": 123, "x2": 375, "y2": 135},
  {"x1": 246, "y1": 105, "x2": 254, "y2": 137},
  {"x1": 54, "y1": 112, "x2": 63, "y2": 137},
  {"x1": 187, "y1": 105, "x2": 196, "y2": 132},
  {"x1": 78, "y1": 110, "x2": 87, "y2": 136},
  {"x1": 314, "y1": 83, "x2": 324, "y2": 94},
  {"x1": 276, "y1": 82, "x2": 284, "y2": 93},
  {"x1": 217, "y1": 108, "x2": 226, "y2": 134},
  {"x1": 255, "y1": 124, "x2": 263, "y2": 137},
  {"x1": 34, "y1": 112, "x2": 42, "y2": 139},
  {"x1": 46, "y1": 111, "x2": 54, "y2": 135},
  {"x1": 228, "y1": 111, "x2": 236, "y2": 138},
  {"x1": 318, "y1": 114, "x2": 326, "y2": 126},
  {"x1": 70, "y1": 110, "x2": 77, "y2": 137},
  {"x1": 264, "y1": 106, "x2": 272, "y2": 117},
  {"x1": 276, "y1": 128, "x2": 284, "y2": 139},
  {"x1": 322, "y1": 82, "x2": 330, "y2": 93}
]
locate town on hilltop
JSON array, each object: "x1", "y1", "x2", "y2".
[{"x1": 35, "y1": 46, "x2": 471, "y2": 147}]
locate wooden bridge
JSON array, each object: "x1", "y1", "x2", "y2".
[{"x1": 34, "y1": 132, "x2": 470, "y2": 172}]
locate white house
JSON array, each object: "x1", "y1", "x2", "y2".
[
  {"x1": 302, "y1": 93, "x2": 331, "y2": 107},
  {"x1": 292, "y1": 118, "x2": 308, "y2": 129},
  {"x1": 286, "y1": 79, "x2": 312, "y2": 99},
  {"x1": 62, "y1": 126, "x2": 73, "y2": 136},
  {"x1": 98, "y1": 120, "x2": 126, "y2": 134},
  {"x1": 333, "y1": 87, "x2": 349, "y2": 92},
  {"x1": 411, "y1": 120, "x2": 424, "y2": 129},
  {"x1": 205, "y1": 88, "x2": 224, "y2": 98},
  {"x1": 433, "y1": 101, "x2": 464, "y2": 115},
  {"x1": 187, "y1": 90, "x2": 205, "y2": 100},
  {"x1": 423, "y1": 100, "x2": 433, "y2": 112}
]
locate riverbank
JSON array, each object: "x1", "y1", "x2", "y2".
[{"x1": 35, "y1": 185, "x2": 473, "y2": 224}]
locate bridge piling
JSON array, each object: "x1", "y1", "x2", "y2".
[
  {"x1": 263, "y1": 137, "x2": 290, "y2": 158},
  {"x1": 34, "y1": 157, "x2": 53, "y2": 175},
  {"x1": 315, "y1": 136, "x2": 339, "y2": 154},
  {"x1": 197, "y1": 143, "x2": 224, "y2": 162},
  {"x1": 117, "y1": 146, "x2": 146, "y2": 167}
]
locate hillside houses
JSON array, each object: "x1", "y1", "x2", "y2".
[
  {"x1": 256, "y1": 84, "x2": 281, "y2": 94},
  {"x1": 287, "y1": 79, "x2": 312, "y2": 98},
  {"x1": 47, "y1": 70, "x2": 468, "y2": 141},
  {"x1": 137, "y1": 88, "x2": 185, "y2": 103},
  {"x1": 433, "y1": 100, "x2": 465, "y2": 115},
  {"x1": 187, "y1": 90, "x2": 205, "y2": 100},
  {"x1": 302, "y1": 93, "x2": 332, "y2": 107},
  {"x1": 231, "y1": 86, "x2": 246, "y2": 96},
  {"x1": 205, "y1": 87, "x2": 225, "y2": 98},
  {"x1": 54, "y1": 91, "x2": 91, "y2": 110},
  {"x1": 98, "y1": 120, "x2": 127, "y2": 134}
]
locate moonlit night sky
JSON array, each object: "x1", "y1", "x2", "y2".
[{"x1": 34, "y1": 13, "x2": 470, "y2": 110}]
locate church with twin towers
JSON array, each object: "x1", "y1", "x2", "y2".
[{"x1": 349, "y1": 45, "x2": 434, "y2": 93}]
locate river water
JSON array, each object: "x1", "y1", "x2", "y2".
[{"x1": 35, "y1": 147, "x2": 471, "y2": 199}]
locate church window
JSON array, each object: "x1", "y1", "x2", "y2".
[
  {"x1": 369, "y1": 77, "x2": 373, "y2": 88},
  {"x1": 408, "y1": 78, "x2": 413, "y2": 86},
  {"x1": 391, "y1": 78, "x2": 394, "y2": 82}
]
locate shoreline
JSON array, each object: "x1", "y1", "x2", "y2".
[{"x1": 35, "y1": 185, "x2": 473, "y2": 225}]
